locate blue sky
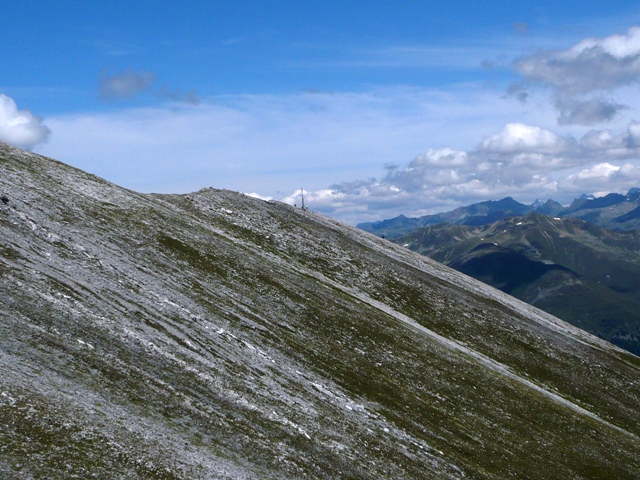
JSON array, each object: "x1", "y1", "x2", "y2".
[{"x1": 4, "y1": 1, "x2": 640, "y2": 223}]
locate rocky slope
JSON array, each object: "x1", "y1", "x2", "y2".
[{"x1": 1, "y1": 142, "x2": 640, "y2": 479}]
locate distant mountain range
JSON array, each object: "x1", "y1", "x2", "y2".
[
  {"x1": 358, "y1": 188, "x2": 640, "y2": 239},
  {"x1": 358, "y1": 195, "x2": 640, "y2": 355}
]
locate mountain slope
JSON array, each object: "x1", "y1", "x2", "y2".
[
  {"x1": 562, "y1": 191, "x2": 640, "y2": 228},
  {"x1": 399, "y1": 213, "x2": 640, "y2": 354},
  {"x1": 358, "y1": 197, "x2": 533, "y2": 238},
  {"x1": 2, "y1": 143, "x2": 640, "y2": 478}
]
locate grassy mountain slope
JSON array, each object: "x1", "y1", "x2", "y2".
[
  {"x1": 562, "y1": 191, "x2": 640, "y2": 229},
  {"x1": 2, "y1": 143, "x2": 640, "y2": 478},
  {"x1": 399, "y1": 213, "x2": 640, "y2": 354}
]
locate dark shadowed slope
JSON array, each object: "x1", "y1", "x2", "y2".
[{"x1": 1, "y1": 143, "x2": 640, "y2": 479}]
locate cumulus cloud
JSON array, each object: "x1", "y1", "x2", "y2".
[
  {"x1": 516, "y1": 27, "x2": 640, "y2": 94},
  {"x1": 244, "y1": 192, "x2": 273, "y2": 201},
  {"x1": 99, "y1": 69, "x2": 156, "y2": 101},
  {"x1": 559, "y1": 162, "x2": 640, "y2": 194},
  {"x1": 513, "y1": 27, "x2": 640, "y2": 125},
  {"x1": 0, "y1": 94, "x2": 50, "y2": 150},
  {"x1": 478, "y1": 123, "x2": 573, "y2": 154},
  {"x1": 381, "y1": 123, "x2": 581, "y2": 196},
  {"x1": 409, "y1": 148, "x2": 469, "y2": 168},
  {"x1": 568, "y1": 162, "x2": 620, "y2": 180},
  {"x1": 579, "y1": 121, "x2": 640, "y2": 155}
]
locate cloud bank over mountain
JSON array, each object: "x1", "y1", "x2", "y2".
[{"x1": 292, "y1": 121, "x2": 640, "y2": 223}]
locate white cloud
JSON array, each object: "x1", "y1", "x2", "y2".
[
  {"x1": 478, "y1": 123, "x2": 572, "y2": 154},
  {"x1": 516, "y1": 27, "x2": 640, "y2": 94},
  {"x1": 568, "y1": 162, "x2": 620, "y2": 180},
  {"x1": 559, "y1": 162, "x2": 640, "y2": 194},
  {"x1": 570, "y1": 27, "x2": 640, "y2": 61},
  {"x1": 244, "y1": 192, "x2": 272, "y2": 201},
  {"x1": 0, "y1": 94, "x2": 50, "y2": 150},
  {"x1": 513, "y1": 27, "x2": 640, "y2": 126},
  {"x1": 409, "y1": 148, "x2": 468, "y2": 168}
]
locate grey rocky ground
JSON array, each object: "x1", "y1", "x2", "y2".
[{"x1": 1, "y1": 142, "x2": 640, "y2": 478}]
